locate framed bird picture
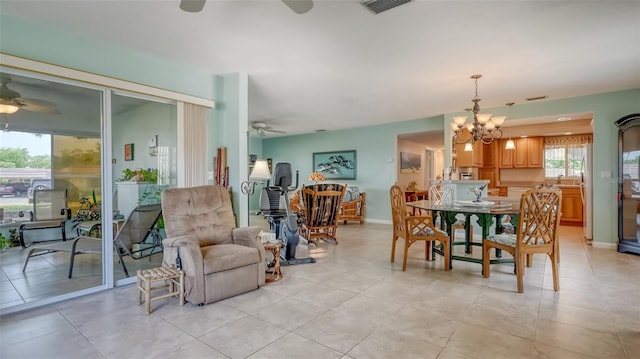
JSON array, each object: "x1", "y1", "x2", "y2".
[{"x1": 312, "y1": 150, "x2": 356, "y2": 180}]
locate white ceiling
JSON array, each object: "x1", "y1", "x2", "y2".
[{"x1": 1, "y1": 0, "x2": 639, "y2": 139}]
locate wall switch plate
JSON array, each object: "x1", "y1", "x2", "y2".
[{"x1": 148, "y1": 135, "x2": 157, "y2": 148}]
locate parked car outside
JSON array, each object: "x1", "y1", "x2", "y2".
[
  {"x1": 27, "y1": 178, "x2": 52, "y2": 203},
  {"x1": 0, "y1": 182, "x2": 30, "y2": 197}
]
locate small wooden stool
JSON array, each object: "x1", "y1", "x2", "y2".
[
  {"x1": 263, "y1": 242, "x2": 282, "y2": 282},
  {"x1": 137, "y1": 266, "x2": 185, "y2": 315}
]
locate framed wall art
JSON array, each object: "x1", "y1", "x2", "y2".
[
  {"x1": 400, "y1": 152, "x2": 421, "y2": 174},
  {"x1": 124, "y1": 143, "x2": 134, "y2": 161},
  {"x1": 312, "y1": 150, "x2": 356, "y2": 180}
]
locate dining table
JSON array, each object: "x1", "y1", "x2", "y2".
[{"x1": 406, "y1": 197, "x2": 522, "y2": 268}]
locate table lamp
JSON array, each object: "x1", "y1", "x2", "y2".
[
  {"x1": 308, "y1": 172, "x2": 326, "y2": 184},
  {"x1": 241, "y1": 159, "x2": 272, "y2": 195}
]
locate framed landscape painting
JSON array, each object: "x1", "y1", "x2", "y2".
[
  {"x1": 400, "y1": 152, "x2": 421, "y2": 173},
  {"x1": 313, "y1": 150, "x2": 356, "y2": 180}
]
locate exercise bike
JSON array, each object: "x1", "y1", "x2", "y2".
[{"x1": 263, "y1": 162, "x2": 315, "y2": 265}]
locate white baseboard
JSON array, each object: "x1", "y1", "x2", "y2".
[
  {"x1": 590, "y1": 241, "x2": 617, "y2": 249},
  {"x1": 363, "y1": 218, "x2": 392, "y2": 225}
]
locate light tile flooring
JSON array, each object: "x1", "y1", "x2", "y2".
[
  {"x1": 0, "y1": 242, "x2": 163, "y2": 308},
  {"x1": 1, "y1": 222, "x2": 639, "y2": 359}
]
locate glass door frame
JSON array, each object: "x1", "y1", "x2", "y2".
[{"x1": 0, "y1": 54, "x2": 215, "y2": 314}]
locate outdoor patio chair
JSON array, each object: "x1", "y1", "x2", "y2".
[
  {"x1": 22, "y1": 203, "x2": 163, "y2": 278},
  {"x1": 18, "y1": 188, "x2": 71, "y2": 248}
]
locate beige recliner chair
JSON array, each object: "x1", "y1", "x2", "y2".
[{"x1": 160, "y1": 185, "x2": 266, "y2": 305}]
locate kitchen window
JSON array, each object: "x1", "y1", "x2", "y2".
[{"x1": 544, "y1": 135, "x2": 592, "y2": 179}]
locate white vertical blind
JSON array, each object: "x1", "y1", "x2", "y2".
[{"x1": 183, "y1": 103, "x2": 208, "y2": 187}]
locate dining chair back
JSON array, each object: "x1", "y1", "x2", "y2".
[
  {"x1": 482, "y1": 187, "x2": 562, "y2": 293},
  {"x1": 390, "y1": 184, "x2": 450, "y2": 271},
  {"x1": 428, "y1": 183, "x2": 472, "y2": 249}
]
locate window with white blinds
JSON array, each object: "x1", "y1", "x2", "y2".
[{"x1": 544, "y1": 135, "x2": 592, "y2": 178}]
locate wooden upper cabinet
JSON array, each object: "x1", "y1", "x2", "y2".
[
  {"x1": 514, "y1": 138, "x2": 529, "y2": 168},
  {"x1": 527, "y1": 137, "x2": 544, "y2": 168},
  {"x1": 499, "y1": 139, "x2": 514, "y2": 168},
  {"x1": 483, "y1": 141, "x2": 498, "y2": 168},
  {"x1": 498, "y1": 137, "x2": 543, "y2": 168},
  {"x1": 454, "y1": 128, "x2": 483, "y2": 167}
]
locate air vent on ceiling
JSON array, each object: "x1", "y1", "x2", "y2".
[
  {"x1": 526, "y1": 95, "x2": 547, "y2": 101},
  {"x1": 362, "y1": 0, "x2": 411, "y2": 14}
]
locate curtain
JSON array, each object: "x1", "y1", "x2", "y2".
[{"x1": 183, "y1": 103, "x2": 208, "y2": 187}]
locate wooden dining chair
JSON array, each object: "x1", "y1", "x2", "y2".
[
  {"x1": 482, "y1": 188, "x2": 562, "y2": 293},
  {"x1": 390, "y1": 184, "x2": 450, "y2": 271},
  {"x1": 428, "y1": 183, "x2": 472, "y2": 251}
]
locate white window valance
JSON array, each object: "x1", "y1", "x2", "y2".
[{"x1": 544, "y1": 134, "x2": 592, "y2": 146}]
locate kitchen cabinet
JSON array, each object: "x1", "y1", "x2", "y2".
[
  {"x1": 499, "y1": 137, "x2": 543, "y2": 168},
  {"x1": 454, "y1": 129, "x2": 483, "y2": 167},
  {"x1": 478, "y1": 168, "x2": 498, "y2": 189},
  {"x1": 482, "y1": 141, "x2": 498, "y2": 168},
  {"x1": 559, "y1": 186, "x2": 583, "y2": 226}
]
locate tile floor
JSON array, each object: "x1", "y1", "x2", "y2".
[
  {"x1": 0, "y1": 242, "x2": 163, "y2": 308},
  {"x1": 1, "y1": 222, "x2": 639, "y2": 359}
]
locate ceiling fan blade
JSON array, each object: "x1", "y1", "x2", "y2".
[
  {"x1": 265, "y1": 129, "x2": 286, "y2": 134},
  {"x1": 18, "y1": 98, "x2": 60, "y2": 115},
  {"x1": 180, "y1": 0, "x2": 206, "y2": 13},
  {"x1": 282, "y1": 0, "x2": 313, "y2": 14}
]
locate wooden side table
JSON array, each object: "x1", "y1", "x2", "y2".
[
  {"x1": 263, "y1": 242, "x2": 282, "y2": 282},
  {"x1": 137, "y1": 265, "x2": 185, "y2": 315}
]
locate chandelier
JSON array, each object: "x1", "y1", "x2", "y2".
[{"x1": 451, "y1": 74, "x2": 506, "y2": 148}]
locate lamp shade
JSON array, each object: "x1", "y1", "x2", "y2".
[
  {"x1": 505, "y1": 139, "x2": 516, "y2": 150},
  {"x1": 453, "y1": 116, "x2": 467, "y2": 126},
  {"x1": 0, "y1": 100, "x2": 19, "y2": 114},
  {"x1": 308, "y1": 172, "x2": 326, "y2": 182},
  {"x1": 464, "y1": 142, "x2": 473, "y2": 152},
  {"x1": 249, "y1": 159, "x2": 272, "y2": 180},
  {"x1": 475, "y1": 113, "x2": 492, "y2": 125}
]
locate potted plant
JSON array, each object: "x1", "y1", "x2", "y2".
[{"x1": 0, "y1": 233, "x2": 11, "y2": 252}]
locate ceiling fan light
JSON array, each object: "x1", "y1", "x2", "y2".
[{"x1": 0, "y1": 102, "x2": 19, "y2": 114}]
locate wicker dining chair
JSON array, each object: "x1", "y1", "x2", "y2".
[
  {"x1": 482, "y1": 187, "x2": 562, "y2": 293},
  {"x1": 390, "y1": 184, "x2": 450, "y2": 271},
  {"x1": 428, "y1": 183, "x2": 471, "y2": 251}
]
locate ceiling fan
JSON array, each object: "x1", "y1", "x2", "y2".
[
  {"x1": 0, "y1": 76, "x2": 60, "y2": 115},
  {"x1": 250, "y1": 122, "x2": 286, "y2": 137},
  {"x1": 180, "y1": 0, "x2": 314, "y2": 14}
]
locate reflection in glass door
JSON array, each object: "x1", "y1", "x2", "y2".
[
  {"x1": 0, "y1": 70, "x2": 103, "y2": 309},
  {"x1": 111, "y1": 93, "x2": 177, "y2": 282}
]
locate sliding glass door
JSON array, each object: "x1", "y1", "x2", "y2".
[{"x1": 0, "y1": 70, "x2": 103, "y2": 308}]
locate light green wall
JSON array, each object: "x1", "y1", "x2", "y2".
[
  {"x1": 0, "y1": 15, "x2": 215, "y2": 100},
  {"x1": 267, "y1": 89, "x2": 640, "y2": 245},
  {"x1": 263, "y1": 115, "x2": 446, "y2": 222}
]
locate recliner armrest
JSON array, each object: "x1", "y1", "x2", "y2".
[
  {"x1": 232, "y1": 226, "x2": 265, "y2": 262},
  {"x1": 162, "y1": 234, "x2": 206, "y2": 304}
]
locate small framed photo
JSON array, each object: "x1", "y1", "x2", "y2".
[{"x1": 124, "y1": 143, "x2": 134, "y2": 161}]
